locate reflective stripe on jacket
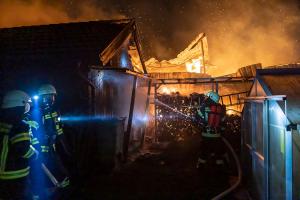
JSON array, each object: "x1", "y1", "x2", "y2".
[
  {"x1": 42, "y1": 111, "x2": 64, "y2": 136},
  {"x1": 0, "y1": 121, "x2": 33, "y2": 180}
]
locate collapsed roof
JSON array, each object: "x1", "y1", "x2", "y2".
[{"x1": 145, "y1": 33, "x2": 209, "y2": 73}]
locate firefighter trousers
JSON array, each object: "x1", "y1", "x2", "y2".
[{"x1": 197, "y1": 136, "x2": 227, "y2": 167}]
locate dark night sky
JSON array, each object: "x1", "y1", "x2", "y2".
[{"x1": 1, "y1": 0, "x2": 300, "y2": 72}]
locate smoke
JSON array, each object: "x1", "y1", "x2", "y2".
[
  {"x1": 148, "y1": 0, "x2": 300, "y2": 74},
  {"x1": 190, "y1": 0, "x2": 300, "y2": 74},
  {"x1": 0, "y1": 1, "x2": 66, "y2": 27},
  {"x1": 0, "y1": 0, "x2": 124, "y2": 28},
  {"x1": 101, "y1": 0, "x2": 300, "y2": 75},
  {"x1": 109, "y1": 0, "x2": 300, "y2": 74},
  {"x1": 1, "y1": 0, "x2": 300, "y2": 75}
]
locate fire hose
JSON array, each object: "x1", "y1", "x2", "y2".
[
  {"x1": 211, "y1": 137, "x2": 242, "y2": 200},
  {"x1": 155, "y1": 99, "x2": 242, "y2": 199}
]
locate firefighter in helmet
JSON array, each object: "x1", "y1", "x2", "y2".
[
  {"x1": 0, "y1": 90, "x2": 38, "y2": 199},
  {"x1": 196, "y1": 91, "x2": 227, "y2": 170},
  {"x1": 37, "y1": 84, "x2": 70, "y2": 196}
]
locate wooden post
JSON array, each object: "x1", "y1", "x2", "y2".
[
  {"x1": 200, "y1": 40, "x2": 206, "y2": 74},
  {"x1": 124, "y1": 76, "x2": 137, "y2": 160},
  {"x1": 154, "y1": 84, "x2": 158, "y2": 142}
]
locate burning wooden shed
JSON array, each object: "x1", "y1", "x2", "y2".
[
  {"x1": 242, "y1": 67, "x2": 300, "y2": 200},
  {"x1": 0, "y1": 19, "x2": 150, "y2": 175}
]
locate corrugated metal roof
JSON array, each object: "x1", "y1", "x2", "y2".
[
  {"x1": 256, "y1": 68, "x2": 300, "y2": 124},
  {"x1": 0, "y1": 19, "x2": 133, "y2": 66}
]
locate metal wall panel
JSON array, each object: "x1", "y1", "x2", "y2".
[
  {"x1": 89, "y1": 69, "x2": 135, "y2": 129},
  {"x1": 130, "y1": 77, "x2": 150, "y2": 150},
  {"x1": 268, "y1": 100, "x2": 286, "y2": 200},
  {"x1": 89, "y1": 69, "x2": 150, "y2": 154},
  {"x1": 242, "y1": 102, "x2": 265, "y2": 200},
  {"x1": 241, "y1": 103, "x2": 254, "y2": 196},
  {"x1": 292, "y1": 130, "x2": 300, "y2": 199},
  {"x1": 243, "y1": 103, "x2": 252, "y2": 147},
  {"x1": 252, "y1": 102, "x2": 265, "y2": 200}
]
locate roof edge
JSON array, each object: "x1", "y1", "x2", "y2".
[
  {"x1": 255, "y1": 73, "x2": 273, "y2": 96},
  {"x1": 100, "y1": 19, "x2": 135, "y2": 65},
  {"x1": 0, "y1": 18, "x2": 133, "y2": 30},
  {"x1": 257, "y1": 68, "x2": 300, "y2": 75}
]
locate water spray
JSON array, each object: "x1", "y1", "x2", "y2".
[
  {"x1": 155, "y1": 99, "x2": 194, "y2": 120},
  {"x1": 155, "y1": 99, "x2": 242, "y2": 199}
]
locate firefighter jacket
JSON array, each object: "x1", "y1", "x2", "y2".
[
  {"x1": 0, "y1": 120, "x2": 36, "y2": 180},
  {"x1": 40, "y1": 107, "x2": 65, "y2": 154},
  {"x1": 197, "y1": 98, "x2": 226, "y2": 138},
  {"x1": 23, "y1": 114, "x2": 41, "y2": 152},
  {"x1": 40, "y1": 107, "x2": 71, "y2": 184}
]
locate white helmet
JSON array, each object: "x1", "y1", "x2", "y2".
[
  {"x1": 206, "y1": 91, "x2": 220, "y2": 103},
  {"x1": 38, "y1": 84, "x2": 57, "y2": 96},
  {"x1": 1, "y1": 90, "x2": 32, "y2": 109}
]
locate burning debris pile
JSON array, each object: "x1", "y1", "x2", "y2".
[
  {"x1": 156, "y1": 92, "x2": 242, "y2": 143},
  {"x1": 146, "y1": 33, "x2": 210, "y2": 74},
  {"x1": 156, "y1": 92, "x2": 205, "y2": 142}
]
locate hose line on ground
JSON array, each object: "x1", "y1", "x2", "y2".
[{"x1": 211, "y1": 137, "x2": 242, "y2": 200}]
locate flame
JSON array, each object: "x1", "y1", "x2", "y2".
[
  {"x1": 185, "y1": 57, "x2": 203, "y2": 73},
  {"x1": 160, "y1": 86, "x2": 178, "y2": 94},
  {"x1": 226, "y1": 110, "x2": 234, "y2": 115},
  {"x1": 170, "y1": 88, "x2": 177, "y2": 93},
  {"x1": 146, "y1": 33, "x2": 209, "y2": 74},
  {"x1": 161, "y1": 87, "x2": 170, "y2": 94}
]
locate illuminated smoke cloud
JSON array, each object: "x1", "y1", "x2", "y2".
[
  {"x1": 141, "y1": 0, "x2": 300, "y2": 74},
  {"x1": 120, "y1": 0, "x2": 300, "y2": 74},
  {"x1": 0, "y1": 0, "x2": 125, "y2": 28},
  {"x1": 188, "y1": 0, "x2": 300, "y2": 74},
  {"x1": 1, "y1": 0, "x2": 300, "y2": 75}
]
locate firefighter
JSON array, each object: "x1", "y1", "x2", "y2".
[
  {"x1": 23, "y1": 112, "x2": 43, "y2": 200},
  {"x1": 0, "y1": 90, "x2": 38, "y2": 200},
  {"x1": 196, "y1": 91, "x2": 227, "y2": 170},
  {"x1": 37, "y1": 84, "x2": 70, "y2": 197}
]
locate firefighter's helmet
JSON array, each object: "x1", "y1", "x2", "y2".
[
  {"x1": 38, "y1": 84, "x2": 57, "y2": 96},
  {"x1": 1, "y1": 90, "x2": 32, "y2": 109},
  {"x1": 205, "y1": 91, "x2": 220, "y2": 103}
]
